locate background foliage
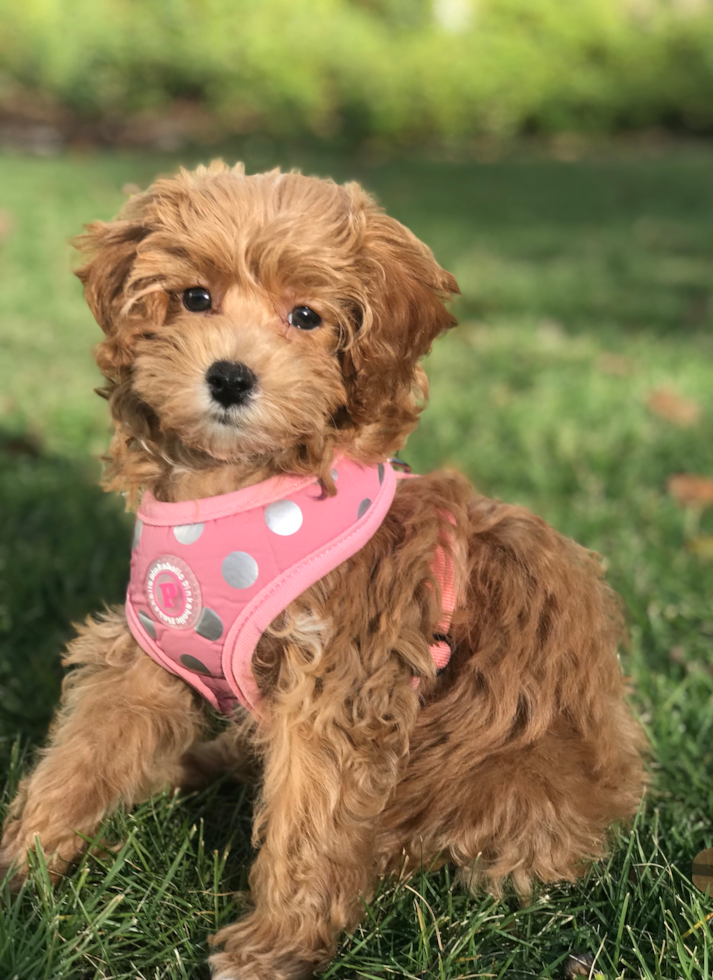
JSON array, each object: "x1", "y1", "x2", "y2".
[{"x1": 5, "y1": 0, "x2": 713, "y2": 144}]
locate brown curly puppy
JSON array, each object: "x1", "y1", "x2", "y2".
[{"x1": 0, "y1": 162, "x2": 646, "y2": 980}]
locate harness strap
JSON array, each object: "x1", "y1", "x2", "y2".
[
  {"x1": 393, "y1": 458, "x2": 458, "y2": 684},
  {"x1": 429, "y1": 530, "x2": 457, "y2": 671}
]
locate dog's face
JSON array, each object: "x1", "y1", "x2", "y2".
[{"x1": 77, "y1": 162, "x2": 458, "y2": 491}]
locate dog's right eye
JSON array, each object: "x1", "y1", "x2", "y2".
[{"x1": 182, "y1": 287, "x2": 212, "y2": 312}]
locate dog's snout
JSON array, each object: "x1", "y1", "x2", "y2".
[{"x1": 206, "y1": 360, "x2": 257, "y2": 408}]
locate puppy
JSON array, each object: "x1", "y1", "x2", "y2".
[{"x1": 0, "y1": 162, "x2": 646, "y2": 980}]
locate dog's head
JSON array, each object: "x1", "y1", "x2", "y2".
[{"x1": 76, "y1": 162, "x2": 458, "y2": 499}]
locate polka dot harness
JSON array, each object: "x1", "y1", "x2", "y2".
[{"x1": 126, "y1": 457, "x2": 456, "y2": 716}]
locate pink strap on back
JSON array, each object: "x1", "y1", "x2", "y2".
[
  {"x1": 393, "y1": 464, "x2": 457, "y2": 683},
  {"x1": 429, "y1": 527, "x2": 457, "y2": 670}
]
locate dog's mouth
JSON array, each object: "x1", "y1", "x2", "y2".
[{"x1": 210, "y1": 404, "x2": 251, "y2": 427}]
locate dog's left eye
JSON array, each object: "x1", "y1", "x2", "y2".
[
  {"x1": 288, "y1": 306, "x2": 322, "y2": 331},
  {"x1": 183, "y1": 287, "x2": 212, "y2": 312}
]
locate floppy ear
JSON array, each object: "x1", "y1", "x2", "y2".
[
  {"x1": 75, "y1": 216, "x2": 149, "y2": 326},
  {"x1": 75, "y1": 193, "x2": 164, "y2": 375},
  {"x1": 342, "y1": 197, "x2": 459, "y2": 457}
]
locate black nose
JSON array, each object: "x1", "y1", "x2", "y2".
[{"x1": 206, "y1": 360, "x2": 257, "y2": 408}]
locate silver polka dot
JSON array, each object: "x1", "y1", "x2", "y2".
[
  {"x1": 358, "y1": 498, "x2": 371, "y2": 519},
  {"x1": 331, "y1": 468, "x2": 338, "y2": 482},
  {"x1": 222, "y1": 551, "x2": 259, "y2": 589},
  {"x1": 378, "y1": 463, "x2": 384, "y2": 484},
  {"x1": 132, "y1": 519, "x2": 143, "y2": 550},
  {"x1": 173, "y1": 522, "x2": 204, "y2": 545},
  {"x1": 180, "y1": 654, "x2": 212, "y2": 675},
  {"x1": 138, "y1": 609, "x2": 157, "y2": 639},
  {"x1": 264, "y1": 499, "x2": 303, "y2": 536},
  {"x1": 195, "y1": 607, "x2": 223, "y2": 641}
]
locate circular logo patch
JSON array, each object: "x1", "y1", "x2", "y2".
[{"x1": 146, "y1": 555, "x2": 202, "y2": 630}]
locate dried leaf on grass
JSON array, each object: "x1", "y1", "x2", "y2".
[
  {"x1": 565, "y1": 951, "x2": 606, "y2": 978},
  {"x1": 692, "y1": 847, "x2": 713, "y2": 893},
  {"x1": 647, "y1": 387, "x2": 701, "y2": 426},
  {"x1": 596, "y1": 352, "x2": 634, "y2": 376},
  {"x1": 0, "y1": 209, "x2": 12, "y2": 242},
  {"x1": 667, "y1": 474, "x2": 713, "y2": 508},
  {"x1": 687, "y1": 535, "x2": 713, "y2": 559},
  {"x1": 669, "y1": 645, "x2": 686, "y2": 666}
]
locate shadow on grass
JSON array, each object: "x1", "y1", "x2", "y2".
[
  {"x1": 0, "y1": 426, "x2": 255, "y2": 839},
  {"x1": 0, "y1": 430, "x2": 258, "y2": 978},
  {"x1": 0, "y1": 430, "x2": 132, "y2": 749}
]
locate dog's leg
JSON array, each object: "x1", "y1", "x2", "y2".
[
  {"x1": 209, "y1": 640, "x2": 418, "y2": 980},
  {"x1": 377, "y1": 700, "x2": 645, "y2": 896},
  {"x1": 0, "y1": 608, "x2": 204, "y2": 884},
  {"x1": 447, "y1": 703, "x2": 645, "y2": 896},
  {"x1": 179, "y1": 725, "x2": 260, "y2": 790}
]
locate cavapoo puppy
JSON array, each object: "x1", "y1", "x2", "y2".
[{"x1": 0, "y1": 162, "x2": 646, "y2": 979}]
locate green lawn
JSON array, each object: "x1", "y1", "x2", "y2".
[{"x1": 1, "y1": 141, "x2": 713, "y2": 979}]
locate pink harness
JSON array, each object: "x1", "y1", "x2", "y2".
[{"x1": 126, "y1": 458, "x2": 455, "y2": 715}]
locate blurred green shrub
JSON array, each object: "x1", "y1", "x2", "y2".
[{"x1": 2, "y1": 0, "x2": 713, "y2": 141}]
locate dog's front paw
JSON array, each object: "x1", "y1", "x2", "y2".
[
  {"x1": 210, "y1": 914, "x2": 321, "y2": 980},
  {"x1": 210, "y1": 951, "x2": 316, "y2": 980},
  {"x1": 0, "y1": 823, "x2": 33, "y2": 891},
  {"x1": 0, "y1": 816, "x2": 80, "y2": 890}
]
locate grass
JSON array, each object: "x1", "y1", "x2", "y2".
[{"x1": 1, "y1": 139, "x2": 713, "y2": 978}]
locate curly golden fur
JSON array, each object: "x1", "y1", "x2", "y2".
[{"x1": 0, "y1": 162, "x2": 646, "y2": 980}]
